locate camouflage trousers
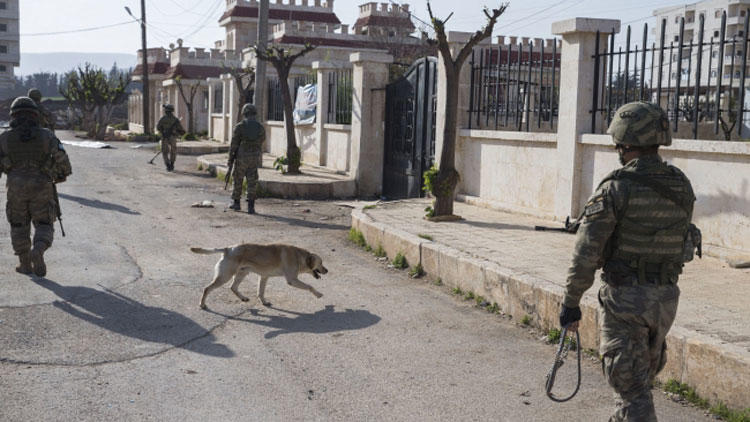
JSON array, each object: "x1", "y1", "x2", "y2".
[
  {"x1": 231, "y1": 154, "x2": 261, "y2": 201},
  {"x1": 161, "y1": 136, "x2": 177, "y2": 167},
  {"x1": 5, "y1": 174, "x2": 56, "y2": 255},
  {"x1": 598, "y1": 281, "x2": 680, "y2": 422}
]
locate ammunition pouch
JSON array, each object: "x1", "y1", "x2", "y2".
[{"x1": 603, "y1": 258, "x2": 680, "y2": 286}]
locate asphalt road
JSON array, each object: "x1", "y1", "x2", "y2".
[{"x1": 0, "y1": 133, "x2": 711, "y2": 421}]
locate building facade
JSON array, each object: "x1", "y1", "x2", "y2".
[{"x1": 0, "y1": 0, "x2": 19, "y2": 90}]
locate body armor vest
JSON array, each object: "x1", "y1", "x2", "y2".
[
  {"x1": 236, "y1": 119, "x2": 264, "y2": 156},
  {"x1": 0, "y1": 127, "x2": 52, "y2": 173},
  {"x1": 604, "y1": 159, "x2": 694, "y2": 281}
]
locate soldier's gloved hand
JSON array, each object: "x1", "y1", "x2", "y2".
[{"x1": 559, "y1": 305, "x2": 582, "y2": 329}]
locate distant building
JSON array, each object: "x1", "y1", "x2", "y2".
[{"x1": 0, "y1": 0, "x2": 19, "y2": 90}]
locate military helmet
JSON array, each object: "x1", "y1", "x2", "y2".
[
  {"x1": 607, "y1": 101, "x2": 672, "y2": 147},
  {"x1": 10, "y1": 96, "x2": 40, "y2": 117},
  {"x1": 27, "y1": 88, "x2": 42, "y2": 102},
  {"x1": 163, "y1": 104, "x2": 175, "y2": 112},
  {"x1": 241, "y1": 103, "x2": 257, "y2": 117}
]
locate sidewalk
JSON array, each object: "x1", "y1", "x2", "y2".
[
  {"x1": 197, "y1": 153, "x2": 356, "y2": 199},
  {"x1": 352, "y1": 198, "x2": 750, "y2": 409}
]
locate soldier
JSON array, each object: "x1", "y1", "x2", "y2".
[
  {"x1": 559, "y1": 102, "x2": 695, "y2": 421},
  {"x1": 156, "y1": 104, "x2": 185, "y2": 172},
  {"x1": 228, "y1": 104, "x2": 265, "y2": 214},
  {"x1": 27, "y1": 88, "x2": 55, "y2": 133},
  {"x1": 0, "y1": 97, "x2": 72, "y2": 277}
]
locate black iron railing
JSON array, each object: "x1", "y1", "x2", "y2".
[
  {"x1": 591, "y1": 10, "x2": 750, "y2": 140},
  {"x1": 327, "y1": 69, "x2": 353, "y2": 125},
  {"x1": 266, "y1": 77, "x2": 284, "y2": 121},
  {"x1": 467, "y1": 40, "x2": 560, "y2": 132}
]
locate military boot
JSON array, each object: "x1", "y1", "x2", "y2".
[
  {"x1": 247, "y1": 199, "x2": 255, "y2": 214},
  {"x1": 15, "y1": 252, "x2": 32, "y2": 275},
  {"x1": 229, "y1": 199, "x2": 241, "y2": 211},
  {"x1": 30, "y1": 242, "x2": 47, "y2": 277}
]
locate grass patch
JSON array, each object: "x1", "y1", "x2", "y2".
[
  {"x1": 475, "y1": 295, "x2": 487, "y2": 306},
  {"x1": 661, "y1": 379, "x2": 750, "y2": 421},
  {"x1": 417, "y1": 233, "x2": 434, "y2": 241},
  {"x1": 197, "y1": 163, "x2": 204, "y2": 171},
  {"x1": 547, "y1": 328, "x2": 578, "y2": 349},
  {"x1": 408, "y1": 263, "x2": 425, "y2": 278},
  {"x1": 664, "y1": 380, "x2": 709, "y2": 408},
  {"x1": 391, "y1": 252, "x2": 408, "y2": 269},
  {"x1": 348, "y1": 228, "x2": 366, "y2": 248},
  {"x1": 364, "y1": 244, "x2": 372, "y2": 252},
  {"x1": 424, "y1": 205, "x2": 435, "y2": 218},
  {"x1": 433, "y1": 277, "x2": 443, "y2": 286},
  {"x1": 452, "y1": 286, "x2": 463, "y2": 295},
  {"x1": 486, "y1": 302, "x2": 500, "y2": 313},
  {"x1": 374, "y1": 244, "x2": 386, "y2": 258},
  {"x1": 463, "y1": 291, "x2": 475, "y2": 301},
  {"x1": 363, "y1": 204, "x2": 377, "y2": 210},
  {"x1": 521, "y1": 315, "x2": 532, "y2": 325}
]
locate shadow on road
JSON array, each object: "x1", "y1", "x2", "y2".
[
  {"x1": 59, "y1": 193, "x2": 141, "y2": 216},
  {"x1": 34, "y1": 278, "x2": 234, "y2": 358},
  {"x1": 209, "y1": 304, "x2": 380, "y2": 339},
  {"x1": 456, "y1": 219, "x2": 536, "y2": 231},
  {"x1": 260, "y1": 213, "x2": 349, "y2": 231}
]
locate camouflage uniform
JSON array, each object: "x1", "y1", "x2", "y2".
[
  {"x1": 156, "y1": 104, "x2": 185, "y2": 171},
  {"x1": 562, "y1": 102, "x2": 695, "y2": 422},
  {"x1": 27, "y1": 89, "x2": 55, "y2": 133},
  {"x1": 0, "y1": 97, "x2": 72, "y2": 276},
  {"x1": 229, "y1": 104, "x2": 265, "y2": 213}
]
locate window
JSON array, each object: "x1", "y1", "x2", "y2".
[
  {"x1": 671, "y1": 72, "x2": 676, "y2": 79},
  {"x1": 714, "y1": 30, "x2": 720, "y2": 37},
  {"x1": 0, "y1": 45, "x2": 6, "y2": 54},
  {"x1": 0, "y1": 24, "x2": 6, "y2": 32},
  {"x1": 712, "y1": 50, "x2": 718, "y2": 58},
  {"x1": 202, "y1": 90, "x2": 209, "y2": 111},
  {"x1": 0, "y1": 2, "x2": 6, "y2": 9},
  {"x1": 675, "y1": 15, "x2": 681, "y2": 23},
  {"x1": 213, "y1": 85, "x2": 222, "y2": 114},
  {"x1": 711, "y1": 70, "x2": 717, "y2": 77},
  {"x1": 738, "y1": 50, "x2": 743, "y2": 56},
  {"x1": 741, "y1": 31, "x2": 745, "y2": 37},
  {"x1": 743, "y1": 10, "x2": 747, "y2": 17},
  {"x1": 672, "y1": 53, "x2": 677, "y2": 61},
  {"x1": 0, "y1": 65, "x2": 6, "y2": 72},
  {"x1": 674, "y1": 35, "x2": 679, "y2": 42},
  {"x1": 715, "y1": 9, "x2": 722, "y2": 18}
]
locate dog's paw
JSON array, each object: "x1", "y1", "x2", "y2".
[
  {"x1": 313, "y1": 290, "x2": 323, "y2": 299},
  {"x1": 199, "y1": 303, "x2": 207, "y2": 310},
  {"x1": 260, "y1": 300, "x2": 272, "y2": 307}
]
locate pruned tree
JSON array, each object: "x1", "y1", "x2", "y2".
[
  {"x1": 251, "y1": 43, "x2": 315, "y2": 174},
  {"x1": 224, "y1": 64, "x2": 256, "y2": 121},
  {"x1": 173, "y1": 76, "x2": 202, "y2": 136},
  {"x1": 425, "y1": 2, "x2": 508, "y2": 218},
  {"x1": 59, "y1": 63, "x2": 130, "y2": 140}
]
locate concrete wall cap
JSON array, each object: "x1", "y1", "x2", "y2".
[
  {"x1": 311, "y1": 60, "x2": 341, "y2": 70},
  {"x1": 551, "y1": 18, "x2": 621, "y2": 36},
  {"x1": 349, "y1": 51, "x2": 394, "y2": 64}
]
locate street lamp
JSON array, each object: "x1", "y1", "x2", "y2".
[{"x1": 126, "y1": 3, "x2": 150, "y2": 135}]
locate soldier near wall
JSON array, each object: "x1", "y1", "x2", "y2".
[
  {"x1": 0, "y1": 97, "x2": 72, "y2": 277},
  {"x1": 27, "y1": 88, "x2": 55, "y2": 133},
  {"x1": 228, "y1": 104, "x2": 265, "y2": 214},
  {"x1": 559, "y1": 102, "x2": 697, "y2": 421},
  {"x1": 156, "y1": 104, "x2": 186, "y2": 172}
]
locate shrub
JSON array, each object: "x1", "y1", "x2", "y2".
[{"x1": 392, "y1": 252, "x2": 408, "y2": 269}]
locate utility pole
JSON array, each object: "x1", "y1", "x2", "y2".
[
  {"x1": 254, "y1": 0, "x2": 269, "y2": 123},
  {"x1": 140, "y1": 0, "x2": 151, "y2": 134}
]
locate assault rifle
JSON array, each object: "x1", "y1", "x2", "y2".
[
  {"x1": 534, "y1": 216, "x2": 580, "y2": 234},
  {"x1": 224, "y1": 158, "x2": 234, "y2": 190},
  {"x1": 52, "y1": 183, "x2": 66, "y2": 237}
]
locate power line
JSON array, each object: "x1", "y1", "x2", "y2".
[
  {"x1": 21, "y1": 20, "x2": 136, "y2": 37},
  {"x1": 503, "y1": 0, "x2": 586, "y2": 34}
]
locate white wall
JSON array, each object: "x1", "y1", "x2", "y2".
[{"x1": 325, "y1": 124, "x2": 351, "y2": 172}]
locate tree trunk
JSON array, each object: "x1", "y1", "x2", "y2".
[
  {"x1": 433, "y1": 63, "x2": 461, "y2": 217},
  {"x1": 187, "y1": 104, "x2": 194, "y2": 135},
  {"x1": 278, "y1": 70, "x2": 301, "y2": 174}
]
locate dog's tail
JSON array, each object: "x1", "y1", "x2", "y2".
[{"x1": 190, "y1": 247, "x2": 229, "y2": 255}]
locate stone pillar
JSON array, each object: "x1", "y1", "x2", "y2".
[
  {"x1": 207, "y1": 77, "x2": 219, "y2": 140},
  {"x1": 221, "y1": 74, "x2": 233, "y2": 143},
  {"x1": 551, "y1": 18, "x2": 620, "y2": 220},
  {"x1": 349, "y1": 51, "x2": 393, "y2": 197},
  {"x1": 313, "y1": 61, "x2": 337, "y2": 167}
]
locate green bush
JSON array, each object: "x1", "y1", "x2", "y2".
[
  {"x1": 348, "y1": 228, "x2": 367, "y2": 247},
  {"x1": 392, "y1": 252, "x2": 408, "y2": 269},
  {"x1": 273, "y1": 155, "x2": 288, "y2": 173},
  {"x1": 182, "y1": 133, "x2": 198, "y2": 141},
  {"x1": 374, "y1": 244, "x2": 386, "y2": 258},
  {"x1": 408, "y1": 264, "x2": 424, "y2": 278}
]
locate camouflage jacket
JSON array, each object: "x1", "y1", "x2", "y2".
[
  {"x1": 38, "y1": 105, "x2": 55, "y2": 133},
  {"x1": 156, "y1": 114, "x2": 185, "y2": 138},
  {"x1": 0, "y1": 124, "x2": 72, "y2": 182},
  {"x1": 563, "y1": 154, "x2": 694, "y2": 308},
  {"x1": 230, "y1": 117, "x2": 265, "y2": 159}
]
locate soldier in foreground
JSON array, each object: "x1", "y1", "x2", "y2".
[
  {"x1": 559, "y1": 102, "x2": 696, "y2": 421},
  {"x1": 228, "y1": 104, "x2": 265, "y2": 214},
  {"x1": 156, "y1": 104, "x2": 185, "y2": 172},
  {"x1": 27, "y1": 88, "x2": 55, "y2": 133},
  {"x1": 0, "y1": 97, "x2": 72, "y2": 277}
]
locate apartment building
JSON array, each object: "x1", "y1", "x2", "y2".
[{"x1": 0, "y1": 0, "x2": 19, "y2": 90}]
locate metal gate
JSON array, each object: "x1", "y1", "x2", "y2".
[{"x1": 383, "y1": 57, "x2": 437, "y2": 199}]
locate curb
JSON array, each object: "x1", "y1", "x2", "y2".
[
  {"x1": 351, "y1": 207, "x2": 750, "y2": 409},
  {"x1": 197, "y1": 155, "x2": 356, "y2": 200}
]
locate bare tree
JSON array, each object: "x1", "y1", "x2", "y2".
[
  {"x1": 251, "y1": 43, "x2": 315, "y2": 174},
  {"x1": 224, "y1": 64, "x2": 256, "y2": 121},
  {"x1": 173, "y1": 76, "x2": 202, "y2": 136},
  {"x1": 425, "y1": 2, "x2": 507, "y2": 218}
]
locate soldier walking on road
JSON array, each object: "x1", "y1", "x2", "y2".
[
  {"x1": 27, "y1": 88, "x2": 55, "y2": 133},
  {"x1": 559, "y1": 102, "x2": 697, "y2": 421},
  {"x1": 156, "y1": 104, "x2": 185, "y2": 172},
  {"x1": 228, "y1": 104, "x2": 265, "y2": 214},
  {"x1": 0, "y1": 97, "x2": 72, "y2": 277}
]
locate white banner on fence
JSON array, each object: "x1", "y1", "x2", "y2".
[{"x1": 293, "y1": 83, "x2": 317, "y2": 125}]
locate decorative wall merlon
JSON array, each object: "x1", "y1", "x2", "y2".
[
  {"x1": 551, "y1": 18, "x2": 621, "y2": 36},
  {"x1": 349, "y1": 51, "x2": 394, "y2": 64}
]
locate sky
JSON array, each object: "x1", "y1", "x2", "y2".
[{"x1": 19, "y1": 0, "x2": 691, "y2": 54}]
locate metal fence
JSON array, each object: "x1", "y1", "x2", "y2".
[
  {"x1": 266, "y1": 74, "x2": 316, "y2": 122},
  {"x1": 467, "y1": 41, "x2": 560, "y2": 132},
  {"x1": 592, "y1": 10, "x2": 750, "y2": 140},
  {"x1": 327, "y1": 69, "x2": 353, "y2": 125}
]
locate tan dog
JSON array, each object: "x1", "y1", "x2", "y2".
[{"x1": 190, "y1": 243, "x2": 328, "y2": 309}]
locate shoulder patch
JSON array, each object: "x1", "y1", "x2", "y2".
[{"x1": 584, "y1": 194, "x2": 606, "y2": 217}]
